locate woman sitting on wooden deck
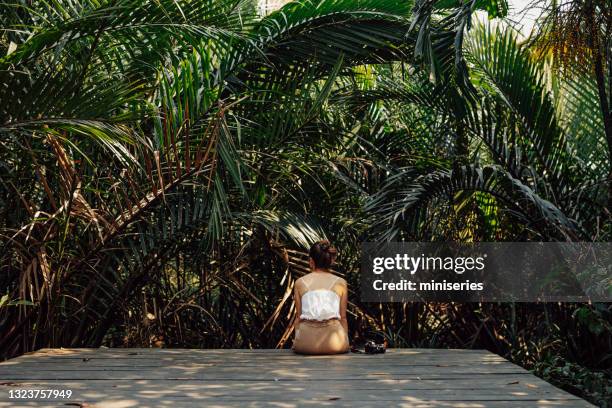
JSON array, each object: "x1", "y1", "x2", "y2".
[{"x1": 292, "y1": 240, "x2": 350, "y2": 355}]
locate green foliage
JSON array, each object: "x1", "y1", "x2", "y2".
[
  {"x1": 0, "y1": 1, "x2": 610, "y2": 406},
  {"x1": 535, "y1": 357, "x2": 610, "y2": 408}
]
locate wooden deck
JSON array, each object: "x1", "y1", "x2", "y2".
[{"x1": 0, "y1": 348, "x2": 593, "y2": 407}]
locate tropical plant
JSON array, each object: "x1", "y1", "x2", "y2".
[{"x1": 0, "y1": 0, "x2": 610, "y2": 406}]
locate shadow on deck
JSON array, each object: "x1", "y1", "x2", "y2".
[{"x1": 0, "y1": 348, "x2": 593, "y2": 407}]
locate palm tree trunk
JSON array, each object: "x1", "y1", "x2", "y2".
[
  {"x1": 593, "y1": 51, "x2": 612, "y2": 212},
  {"x1": 586, "y1": 1, "x2": 612, "y2": 212}
]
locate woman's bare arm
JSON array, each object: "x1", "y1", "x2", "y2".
[
  {"x1": 293, "y1": 282, "x2": 302, "y2": 330},
  {"x1": 339, "y1": 281, "x2": 349, "y2": 335}
]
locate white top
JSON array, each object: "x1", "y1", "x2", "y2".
[{"x1": 299, "y1": 277, "x2": 341, "y2": 321}]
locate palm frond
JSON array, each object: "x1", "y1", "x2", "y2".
[{"x1": 365, "y1": 164, "x2": 582, "y2": 241}]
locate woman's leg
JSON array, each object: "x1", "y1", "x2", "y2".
[{"x1": 293, "y1": 320, "x2": 349, "y2": 355}]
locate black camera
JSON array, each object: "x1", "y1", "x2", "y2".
[{"x1": 364, "y1": 340, "x2": 386, "y2": 354}]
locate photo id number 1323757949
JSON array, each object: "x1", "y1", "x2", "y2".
[{"x1": 8, "y1": 389, "x2": 73, "y2": 399}]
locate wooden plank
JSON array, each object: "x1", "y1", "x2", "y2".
[
  {"x1": 3, "y1": 363, "x2": 519, "y2": 374},
  {"x1": 0, "y1": 383, "x2": 582, "y2": 399},
  {"x1": 11, "y1": 352, "x2": 509, "y2": 361},
  {"x1": 0, "y1": 377, "x2": 565, "y2": 390},
  {"x1": 33, "y1": 348, "x2": 493, "y2": 353},
  {"x1": 27, "y1": 348, "x2": 501, "y2": 357},
  {"x1": 0, "y1": 352, "x2": 511, "y2": 364},
  {"x1": 0, "y1": 398, "x2": 596, "y2": 408},
  {"x1": 0, "y1": 399, "x2": 594, "y2": 407}
]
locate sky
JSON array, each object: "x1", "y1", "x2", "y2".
[
  {"x1": 258, "y1": 0, "x2": 543, "y2": 37},
  {"x1": 506, "y1": 0, "x2": 541, "y2": 36}
]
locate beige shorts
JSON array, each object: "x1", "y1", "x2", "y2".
[{"x1": 292, "y1": 319, "x2": 349, "y2": 355}]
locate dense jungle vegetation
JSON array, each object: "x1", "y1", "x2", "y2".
[{"x1": 1, "y1": 0, "x2": 610, "y2": 405}]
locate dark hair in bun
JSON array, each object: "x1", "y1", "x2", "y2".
[{"x1": 309, "y1": 240, "x2": 337, "y2": 269}]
